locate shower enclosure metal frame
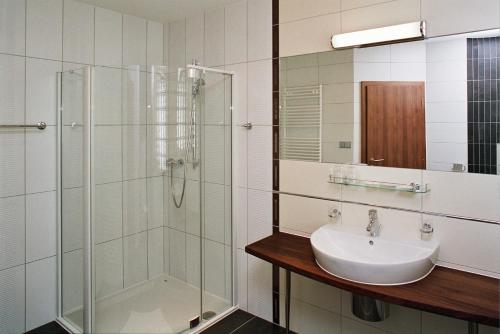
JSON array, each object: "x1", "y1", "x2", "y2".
[{"x1": 55, "y1": 65, "x2": 237, "y2": 334}]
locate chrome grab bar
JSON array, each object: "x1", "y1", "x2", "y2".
[{"x1": 0, "y1": 121, "x2": 47, "y2": 130}]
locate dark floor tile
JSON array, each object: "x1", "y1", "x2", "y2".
[
  {"x1": 233, "y1": 317, "x2": 289, "y2": 334},
  {"x1": 201, "y1": 310, "x2": 254, "y2": 334},
  {"x1": 25, "y1": 321, "x2": 69, "y2": 334}
]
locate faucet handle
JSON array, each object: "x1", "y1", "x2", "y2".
[{"x1": 368, "y1": 209, "x2": 377, "y2": 219}]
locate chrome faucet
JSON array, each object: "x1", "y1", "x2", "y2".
[{"x1": 366, "y1": 209, "x2": 381, "y2": 237}]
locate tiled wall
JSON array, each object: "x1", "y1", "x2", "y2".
[
  {"x1": 0, "y1": 0, "x2": 164, "y2": 332},
  {"x1": 170, "y1": 0, "x2": 275, "y2": 322},
  {"x1": 279, "y1": 160, "x2": 500, "y2": 334},
  {"x1": 467, "y1": 37, "x2": 500, "y2": 174},
  {"x1": 278, "y1": 0, "x2": 500, "y2": 57},
  {"x1": 276, "y1": 1, "x2": 500, "y2": 333}
]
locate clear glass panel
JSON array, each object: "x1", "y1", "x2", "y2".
[
  {"x1": 60, "y1": 64, "x2": 232, "y2": 334},
  {"x1": 200, "y1": 70, "x2": 233, "y2": 323},
  {"x1": 60, "y1": 66, "x2": 87, "y2": 332}
]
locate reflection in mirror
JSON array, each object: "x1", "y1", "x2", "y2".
[{"x1": 279, "y1": 29, "x2": 500, "y2": 175}]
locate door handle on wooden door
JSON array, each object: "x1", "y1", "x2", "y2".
[{"x1": 369, "y1": 158, "x2": 385, "y2": 162}]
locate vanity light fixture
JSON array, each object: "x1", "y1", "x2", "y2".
[{"x1": 331, "y1": 21, "x2": 426, "y2": 49}]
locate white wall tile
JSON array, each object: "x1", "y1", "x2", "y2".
[
  {"x1": 204, "y1": 125, "x2": 226, "y2": 184},
  {"x1": 236, "y1": 249, "x2": 248, "y2": 310},
  {"x1": 279, "y1": 0, "x2": 341, "y2": 23},
  {"x1": 247, "y1": 189, "x2": 272, "y2": 243},
  {"x1": 279, "y1": 12, "x2": 341, "y2": 57},
  {"x1": 0, "y1": 54, "x2": 25, "y2": 125},
  {"x1": 282, "y1": 271, "x2": 342, "y2": 313},
  {"x1": 204, "y1": 182, "x2": 226, "y2": 243},
  {"x1": 0, "y1": 131, "x2": 25, "y2": 197},
  {"x1": 123, "y1": 15, "x2": 147, "y2": 66},
  {"x1": 390, "y1": 62, "x2": 426, "y2": 81},
  {"x1": 186, "y1": 12, "x2": 205, "y2": 65},
  {"x1": 147, "y1": 21, "x2": 164, "y2": 66},
  {"x1": 168, "y1": 20, "x2": 186, "y2": 70},
  {"x1": 148, "y1": 228, "x2": 164, "y2": 279},
  {"x1": 123, "y1": 125, "x2": 147, "y2": 179},
  {"x1": 341, "y1": 317, "x2": 386, "y2": 334},
  {"x1": 421, "y1": 312, "x2": 468, "y2": 334},
  {"x1": 0, "y1": 0, "x2": 25, "y2": 56},
  {"x1": 247, "y1": 126, "x2": 272, "y2": 191},
  {"x1": 279, "y1": 294, "x2": 342, "y2": 334},
  {"x1": 185, "y1": 179, "x2": 201, "y2": 236},
  {"x1": 147, "y1": 124, "x2": 166, "y2": 177},
  {"x1": 205, "y1": 7, "x2": 226, "y2": 66},
  {"x1": 341, "y1": 0, "x2": 421, "y2": 33},
  {"x1": 95, "y1": 182, "x2": 122, "y2": 244},
  {"x1": 26, "y1": 58, "x2": 61, "y2": 126},
  {"x1": 430, "y1": 215, "x2": 500, "y2": 274},
  {"x1": 247, "y1": 255, "x2": 272, "y2": 321},
  {"x1": 95, "y1": 126, "x2": 122, "y2": 184},
  {"x1": 235, "y1": 187, "x2": 248, "y2": 249},
  {"x1": 247, "y1": 0, "x2": 272, "y2": 61},
  {"x1": 147, "y1": 176, "x2": 164, "y2": 229},
  {"x1": 341, "y1": 0, "x2": 392, "y2": 11},
  {"x1": 62, "y1": 249, "x2": 83, "y2": 313},
  {"x1": 422, "y1": 0, "x2": 500, "y2": 38},
  {"x1": 61, "y1": 187, "x2": 83, "y2": 252},
  {"x1": 26, "y1": 0, "x2": 63, "y2": 60},
  {"x1": 186, "y1": 234, "x2": 201, "y2": 287},
  {"x1": 280, "y1": 194, "x2": 338, "y2": 236},
  {"x1": 0, "y1": 196, "x2": 25, "y2": 270},
  {"x1": 163, "y1": 227, "x2": 170, "y2": 274},
  {"x1": 168, "y1": 177, "x2": 186, "y2": 232},
  {"x1": 93, "y1": 66, "x2": 122, "y2": 125},
  {"x1": 123, "y1": 178, "x2": 148, "y2": 235},
  {"x1": 279, "y1": 160, "x2": 341, "y2": 199},
  {"x1": 26, "y1": 127, "x2": 56, "y2": 193},
  {"x1": 124, "y1": 231, "x2": 148, "y2": 287},
  {"x1": 95, "y1": 239, "x2": 123, "y2": 299},
  {"x1": 390, "y1": 41, "x2": 426, "y2": 62},
  {"x1": 342, "y1": 290, "x2": 422, "y2": 334},
  {"x1": 204, "y1": 239, "x2": 226, "y2": 298},
  {"x1": 0, "y1": 265, "x2": 25, "y2": 333},
  {"x1": 26, "y1": 257, "x2": 56, "y2": 331},
  {"x1": 63, "y1": 0, "x2": 94, "y2": 64},
  {"x1": 26, "y1": 191, "x2": 56, "y2": 262},
  {"x1": 61, "y1": 126, "x2": 82, "y2": 189},
  {"x1": 122, "y1": 69, "x2": 147, "y2": 124},
  {"x1": 169, "y1": 228, "x2": 186, "y2": 281},
  {"x1": 225, "y1": 1, "x2": 248, "y2": 65},
  {"x1": 422, "y1": 171, "x2": 500, "y2": 222},
  {"x1": 163, "y1": 24, "x2": 169, "y2": 65},
  {"x1": 95, "y1": 8, "x2": 122, "y2": 66}
]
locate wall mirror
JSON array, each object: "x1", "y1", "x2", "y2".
[{"x1": 279, "y1": 29, "x2": 500, "y2": 175}]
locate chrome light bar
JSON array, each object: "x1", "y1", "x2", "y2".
[{"x1": 331, "y1": 21, "x2": 426, "y2": 49}]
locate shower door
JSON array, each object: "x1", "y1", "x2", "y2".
[{"x1": 58, "y1": 64, "x2": 233, "y2": 334}]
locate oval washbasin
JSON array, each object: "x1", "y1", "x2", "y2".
[{"x1": 310, "y1": 224, "x2": 439, "y2": 285}]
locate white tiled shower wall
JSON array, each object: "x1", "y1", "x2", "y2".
[
  {"x1": 0, "y1": 0, "x2": 165, "y2": 332},
  {"x1": 277, "y1": 0, "x2": 500, "y2": 333},
  {"x1": 0, "y1": 0, "x2": 274, "y2": 332}
]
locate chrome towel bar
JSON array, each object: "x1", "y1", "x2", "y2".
[{"x1": 0, "y1": 121, "x2": 47, "y2": 130}]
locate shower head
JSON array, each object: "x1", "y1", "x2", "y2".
[{"x1": 187, "y1": 67, "x2": 202, "y2": 81}]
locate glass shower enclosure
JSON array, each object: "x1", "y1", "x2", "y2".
[{"x1": 56, "y1": 64, "x2": 234, "y2": 333}]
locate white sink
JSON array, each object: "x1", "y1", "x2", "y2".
[{"x1": 310, "y1": 224, "x2": 439, "y2": 285}]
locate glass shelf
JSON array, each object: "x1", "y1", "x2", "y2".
[{"x1": 328, "y1": 176, "x2": 430, "y2": 193}]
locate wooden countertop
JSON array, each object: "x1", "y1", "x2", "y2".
[{"x1": 245, "y1": 232, "x2": 500, "y2": 327}]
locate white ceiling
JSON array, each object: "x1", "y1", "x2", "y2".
[{"x1": 77, "y1": 0, "x2": 237, "y2": 23}]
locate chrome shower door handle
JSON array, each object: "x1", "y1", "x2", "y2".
[{"x1": 240, "y1": 122, "x2": 252, "y2": 130}]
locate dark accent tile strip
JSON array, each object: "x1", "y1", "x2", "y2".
[
  {"x1": 233, "y1": 317, "x2": 289, "y2": 334},
  {"x1": 271, "y1": 0, "x2": 281, "y2": 327},
  {"x1": 201, "y1": 310, "x2": 254, "y2": 334},
  {"x1": 25, "y1": 322, "x2": 69, "y2": 334}
]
